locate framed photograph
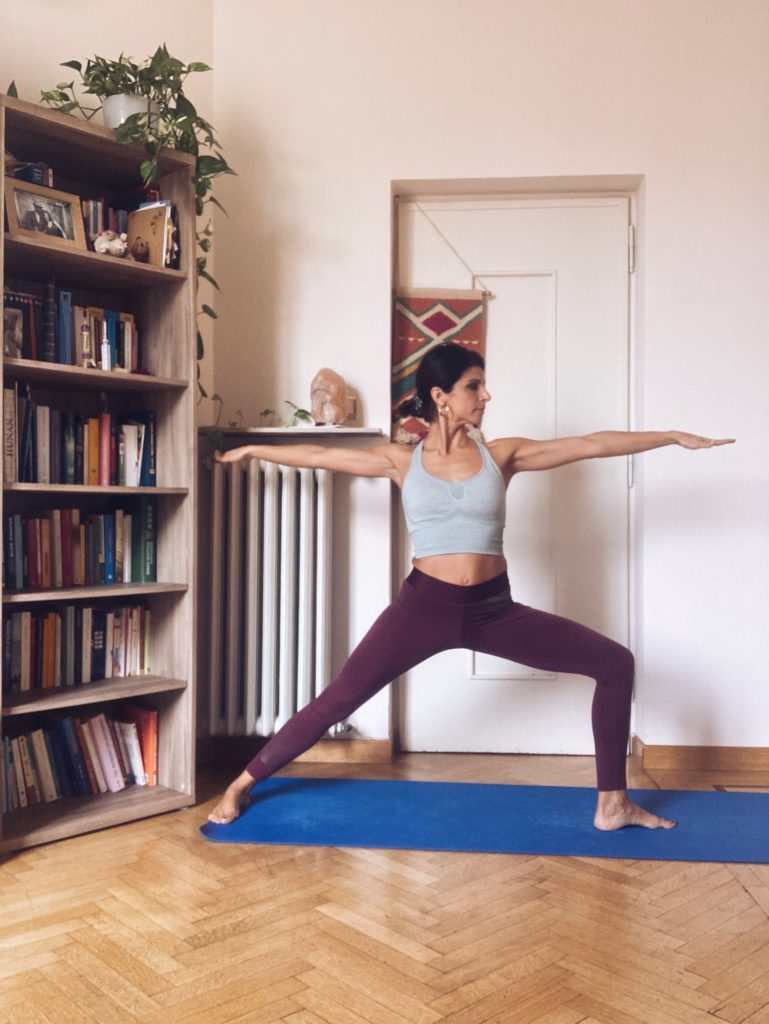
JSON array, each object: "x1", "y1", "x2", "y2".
[
  {"x1": 3, "y1": 307, "x2": 24, "y2": 358},
  {"x1": 3, "y1": 179, "x2": 86, "y2": 252}
]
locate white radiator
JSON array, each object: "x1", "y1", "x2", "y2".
[{"x1": 207, "y1": 461, "x2": 333, "y2": 736}]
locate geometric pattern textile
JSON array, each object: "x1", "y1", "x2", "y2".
[{"x1": 391, "y1": 288, "x2": 486, "y2": 442}]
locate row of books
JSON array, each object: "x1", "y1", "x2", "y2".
[
  {"x1": 3, "y1": 387, "x2": 156, "y2": 487},
  {"x1": 2, "y1": 603, "x2": 151, "y2": 694},
  {"x1": 2, "y1": 500, "x2": 157, "y2": 591},
  {"x1": 79, "y1": 181, "x2": 161, "y2": 241},
  {"x1": 3, "y1": 284, "x2": 140, "y2": 370},
  {"x1": 2, "y1": 704, "x2": 159, "y2": 814},
  {"x1": 8, "y1": 163, "x2": 160, "y2": 229},
  {"x1": 9, "y1": 160, "x2": 55, "y2": 188},
  {"x1": 83, "y1": 197, "x2": 132, "y2": 240}
]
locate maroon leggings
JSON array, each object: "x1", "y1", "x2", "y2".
[{"x1": 245, "y1": 569, "x2": 634, "y2": 791}]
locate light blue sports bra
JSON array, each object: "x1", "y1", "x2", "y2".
[{"x1": 402, "y1": 438, "x2": 506, "y2": 558}]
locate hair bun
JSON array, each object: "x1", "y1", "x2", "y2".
[{"x1": 397, "y1": 394, "x2": 426, "y2": 419}]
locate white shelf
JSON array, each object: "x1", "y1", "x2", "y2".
[{"x1": 198, "y1": 426, "x2": 384, "y2": 437}]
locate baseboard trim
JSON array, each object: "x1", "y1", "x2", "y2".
[
  {"x1": 296, "y1": 739, "x2": 393, "y2": 764},
  {"x1": 632, "y1": 737, "x2": 769, "y2": 772},
  {"x1": 197, "y1": 735, "x2": 393, "y2": 770}
]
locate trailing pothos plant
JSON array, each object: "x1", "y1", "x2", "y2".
[
  {"x1": 201, "y1": 401, "x2": 314, "y2": 452},
  {"x1": 36, "y1": 45, "x2": 235, "y2": 397}
]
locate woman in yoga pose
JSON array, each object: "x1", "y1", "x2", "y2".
[{"x1": 208, "y1": 343, "x2": 733, "y2": 830}]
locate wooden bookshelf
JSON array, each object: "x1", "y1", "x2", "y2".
[{"x1": 1, "y1": 96, "x2": 197, "y2": 851}]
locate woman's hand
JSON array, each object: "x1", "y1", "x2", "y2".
[
  {"x1": 672, "y1": 432, "x2": 736, "y2": 450},
  {"x1": 214, "y1": 445, "x2": 257, "y2": 463}
]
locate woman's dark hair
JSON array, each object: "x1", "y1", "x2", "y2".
[{"x1": 398, "y1": 342, "x2": 485, "y2": 423}]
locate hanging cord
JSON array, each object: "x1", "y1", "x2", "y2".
[{"x1": 413, "y1": 201, "x2": 495, "y2": 298}]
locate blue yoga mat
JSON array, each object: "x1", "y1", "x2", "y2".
[{"x1": 199, "y1": 777, "x2": 769, "y2": 864}]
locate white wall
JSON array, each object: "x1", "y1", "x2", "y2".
[{"x1": 211, "y1": 0, "x2": 769, "y2": 748}]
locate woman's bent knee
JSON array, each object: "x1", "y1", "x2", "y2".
[{"x1": 603, "y1": 643, "x2": 635, "y2": 689}]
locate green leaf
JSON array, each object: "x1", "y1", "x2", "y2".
[
  {"x1": 60, "y1": 60, "x2": 83, "y2": 72},
  {"x1": 196, "y1": 154, "x2": 230, "y2": 177},
  {"x1": 207, "y1": 196, "x2": 229, "y2": 216},
  {"x1": 175, "y1": 94, "x2": 197, "y2": 120},
  {"x1": 50, "y1": 100, "x2": 82, "y2": 115},
  {"x1": 201, "y1": 304, "x2": 218, "y2": 320},
  {"x1": 202, "y1": 427, "x2": 224, "y2": 450},
  {"x1": 6, "y1": 80, "x2": 18, "y2": 97},
  {"x1": 198, "y1": 269, "x2": 220, "y2": 290},
  {"x1": 187, "y1": 62, "x2": 212, "y2": 73},
  {"x1": 114, "y1": 124, "x2": 134, "y2": 144},
  {"x1": 195, "y1": 176, "x2": 212, "y2": 198},
  {"x1": 139, "y1": 159, "x2": 156, "y2": 183}
]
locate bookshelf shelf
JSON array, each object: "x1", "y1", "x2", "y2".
[
  {"x1": 3, "y1": 582, "x2": 188, "y2": 605},
  {"x1": 5, "y1": 237, "x2": 187, "y2": 290},
  {"x1": 3, "y1": 675, "x2": 187, "y2": 717},
  {"x1": 3, "y1": 358, "x2": 187, "y2": 392},
  {"x1": 0, "y1": 785, "x2": 192, "y2": 852},
  {"x1": 1, "y1": 96, "x2": 197, "y2": 850},
  {"x1": 4, "y1": 483, "x2": 188, "y2": 495}
]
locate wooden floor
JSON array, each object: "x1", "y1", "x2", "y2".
[{"x1": 2, "y1": 752, "x2": 769, "y2": 1024}]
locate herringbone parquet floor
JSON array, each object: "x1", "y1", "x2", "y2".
[{"x1": 2, "y1": 752, "x2": 769, "y2": 1024}]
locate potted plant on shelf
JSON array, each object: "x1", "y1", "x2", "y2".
[
  {"x1": 40, "y1": 53, "x2": 155, "y2": 128},
  {"x1": 39, "y1": 45, "x2": 234, "y2": 397}
]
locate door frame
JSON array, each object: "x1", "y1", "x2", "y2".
[{"x1": 389, "y1": 174, "x2": 644, "y2": 752}]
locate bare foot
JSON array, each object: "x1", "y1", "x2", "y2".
[
  {"x1": 594, "y1": 790, "x2": 677, "y2": 832},
  {"x1": 207, "y1": 771, "x2": 255, "y2": 824}
]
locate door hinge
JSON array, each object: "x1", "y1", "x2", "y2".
[{"x1": 628, "y1": 224, "x2": 636, "y2": 274}]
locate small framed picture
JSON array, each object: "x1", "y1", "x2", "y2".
[
  {"x1": 3, "y1": 307, "x2": 24, "y2": 358},
  {"x1": 3, "y1": 179, "x2": 86, "y2": 252}
]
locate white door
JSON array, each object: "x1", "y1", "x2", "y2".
[{"x1": 396, "y1": 196, "x2": 632, "y2": 754}]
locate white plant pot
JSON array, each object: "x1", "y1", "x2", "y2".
[{"x1": 102, "y1": 93, "x2": 155, "y2": 129}]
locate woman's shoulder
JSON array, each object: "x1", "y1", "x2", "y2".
[
  {"x1": 387, "y1": 440, "x2": 420, "y2": 465},
  {"x1": 485, "y1": 436, "x2": 528, "y2": 483},
  {"x1": 369, "y1": 440, "x2": 418, "y2": 468},
  {"x1": 486, "y1": 435, "x2": 526, "y2": 455}
]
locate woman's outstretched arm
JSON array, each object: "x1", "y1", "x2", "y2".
[
  {"x1": 491, "y1": 430, "x2": 735, "y2": 476},
  {"x1": 215, "y1": 441, "x2": 410, "y2": 482}
]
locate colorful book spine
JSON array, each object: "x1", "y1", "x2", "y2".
[
  {"x1": 57, "y1": 290, "x2": 74, "y2": 364},
  {"x1": 41, "y1": 281, "x2": 57, "y2": 363},
  {"x1": 88, "y1": 713, "x2": 126, "y2": 793}
]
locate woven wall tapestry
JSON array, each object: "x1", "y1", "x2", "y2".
[{"x1": 391, "y1": 289, "x2": 487, "y2": 443}]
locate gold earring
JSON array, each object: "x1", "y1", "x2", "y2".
[{"x1": 441, "y1": 403, "x2": 449, "y2": 415}]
